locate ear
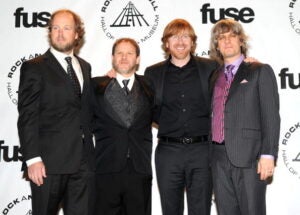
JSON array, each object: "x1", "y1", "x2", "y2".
[
  {"x1": 136, "y1": 56, "x2": 141, "y2": 65},
  {"x1": 239, "y1": 37, "x2": 244, "y2": 45},
  {"x1": 166, "y1": 42, "x2": 169, "y2": 48}
]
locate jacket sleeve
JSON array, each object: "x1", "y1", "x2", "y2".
[
  {"x1": 17, "y1": 61, "x2": 42, "y2": 161},
  {"x1": 258, "y1": 64, "x2": 280, "y2": 157}
]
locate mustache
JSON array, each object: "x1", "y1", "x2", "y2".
[{"x1": 56, "y1": 36, "x2": 66, "y2": 40}]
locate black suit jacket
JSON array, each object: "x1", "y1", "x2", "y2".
[
  {"x1": 144, "y1": 56, "x2": 218, "y2": 124},
  {"x1": 210, "y1": 62, "x2": 280, "y2": 167},
  {"x1": 17, "y1": 49, "x2": 95, "y2": 174},
  {"x1": 91, "y1": 75, "x2": 154, "y2": 175}
]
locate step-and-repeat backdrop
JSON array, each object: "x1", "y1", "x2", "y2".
[{"x1": 1, "y1": 0, "x2": 299, "y2": 214}]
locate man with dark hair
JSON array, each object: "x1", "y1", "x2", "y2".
[
  {"x1": 17, "y1": 9, "x2": 95, "y2": 215},
  {"x1": 144, "y1": 19, "x2": 217, "y2": 215},
  {"x1": 91, "y1": 38, "x2": 154, "y2": 215},
  {"x1": 209, "y1": 19, "x2": 280, "y2": 215}
]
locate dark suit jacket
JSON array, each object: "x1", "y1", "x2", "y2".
[
  {"x1": 144, "y1": 56, "x2": 218, "y2": 124},
  {"x1": 211, "y1": 62, "x2": 280, "y2": 167},
  {"x1": 91, "y1": 75, "x2": 154, "y2": 175},
  {"x1": 17, "y1": 49, "x2": 95, "y2": 174}
]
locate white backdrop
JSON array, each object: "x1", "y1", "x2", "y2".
[{"x1": 1, "y1": 0, "x2": 300, "y2": 214}]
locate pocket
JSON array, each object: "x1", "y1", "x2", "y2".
[{"x1": 242, "y1": 128, "x2": 261, "y2": 139}]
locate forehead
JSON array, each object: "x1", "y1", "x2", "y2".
[
  {"x1": 171, "y1": 29, "x2": 190, "y2": 35},
  {"x1": 52, "y1": 12, "x2": 75, "y2": 25},
  {"x1": 219, "y1": 30, "x2": 234, "y2": 35},
  {"x1": 115, "y1": 41, "x2": 136, "y2": 50},
  {"x1": 215, "y1": 24, "x2": 238, "y2": 36}
]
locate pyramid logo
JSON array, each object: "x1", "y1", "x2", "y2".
[
  {"x1": 110, "y1": 1, "x2": 149, "y2": 27},
  {"x1": 100, "y1": 0, "x2": 160, "y2": 43}
]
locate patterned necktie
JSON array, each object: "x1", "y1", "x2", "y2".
[
  {"x1": 65, "y1": 57, "x2": 81, "y2": 98},
  {"x1": 122, "y1": 79, "x2": 130, "y2": 95},
  {"x1": 225, "y1": 64, "x2": 235, "y2": 82}
]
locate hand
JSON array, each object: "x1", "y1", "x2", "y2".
[
  {"x1": 244, "y1": 57, "x2": 259, "y2": 63},
  {"x1": 257, "y1": 157, "x2": 275, "y2": 180},
  {"x1": 106, "y1": 69, "x2": 116, "y2": 78},
  {"x1": 27, "y1": 161, "x2": 47, "y2": 186}
]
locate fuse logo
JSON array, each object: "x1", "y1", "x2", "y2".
[
  {"x1": 279, "y1": 68, "x2": 300, "y2": 89},
  {"x1": 200, "y1": 3, "x2": 255, "y2": 24},
  {"x1": 0, "y1": 140, "x2": 22, "y2": 162},
  {"x1": 14, "y1": 7, "x2": 50, "y2": 28}
]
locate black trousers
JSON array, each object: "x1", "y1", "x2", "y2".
[
  {"x1": 95, "y1": 159, "x2": 152, "y2": 215},
  {"x1": 30, "y1": 159, "x2": 95, "y2": 215},
  {"x1": 155, "y1": 141, "x2": 212, "y2": 215},
  {"x1": 211, "y1": 144, "x2": 267, "y2": 215}
]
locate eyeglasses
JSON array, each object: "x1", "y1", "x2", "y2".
[
  {"x1": 217, "y1": 33, "x2": 238, "y2": 42},
  {"x1": 169, "y1": 34, "x2": 191, "y2": 41},
  {"x1": 50, "y1": 25, "x2": 75, "y2": 31}
]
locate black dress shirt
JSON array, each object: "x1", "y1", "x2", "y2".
[{"x1": 158, "y1": 58, "x2": 210, "y2": 137}]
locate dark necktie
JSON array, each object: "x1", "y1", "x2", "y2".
[
  {"x1": 225, "y1": 64, "x2": 235, "y2": 82},
  {"x1": 65, "y1": 57, "x2": 81, "y2": 98},
  {"x1": 122, "y1": 79, "x2": 130, "y2": 95}
]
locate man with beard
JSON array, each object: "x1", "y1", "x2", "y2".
[
  {"x1": 91, "y1": 38, "x2": 154, "y2": 215},
  {"x1": 17, "y1": 9, "x2": 95, "y2": 215},
  {"x1": 144, "y1": 19, "x2": 217, "y2": 215}
]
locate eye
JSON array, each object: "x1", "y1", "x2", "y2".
[
  {"x1": 230, "y1": 34, "x2": 237, "y2": 38},
  {"x1": 171, "y1": 35, "x2": 179, "y2": 40},
  {"x1": 217, "y1": 35, "x2": 225, "y2": 41},
  {"x1": 63, "y1": 26, "x2": 73, "y2": 31},
  {"x1": 182, "y1": 34, "x2": 190, "y2": 40},
  {"x1": 51, "y1": 25, "x2": 59, "y2": 31}
]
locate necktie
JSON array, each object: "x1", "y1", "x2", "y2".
[
  {"x1": 122, "y1": 79, "x2": 130, "y2": 95},
  {"x1": 65, "y1": 57, "x2": 81, "y2": 98},
  {"x1": 225, "y1": 64, "x2": 235, "y2": 82}
]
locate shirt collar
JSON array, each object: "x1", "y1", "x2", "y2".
[
  {"x1": 116, "y1": 73, "x2": 135, "y2": 90},
  {"x1": 224, "y1": 54, "x2": 245, "y2": 75},
  {"x1": 50, "y1": 47, "x2": 74, "y2": 61}
]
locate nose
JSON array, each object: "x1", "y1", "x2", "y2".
[
  {"x1": 57, "y1": 28, "x2": 64, "y2": 35},
  {"x1": 224, "y1": 37, "x2": 231, "y2": 43},
  {"x1": 178, "y1": 38, "x2": 184, "y2": 43},
  {"x1": 121, "y1": 54, "x2": 127, "y2": 60}
]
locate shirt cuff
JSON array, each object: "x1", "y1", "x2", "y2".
[
  {"x1": 26, "y1": 157, "x2": 42, "y2": 166},
  {"x1": 260, "y1": 154, "x2": 274, "y2": 159}
]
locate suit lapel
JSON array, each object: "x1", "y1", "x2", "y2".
[
  {"x1": 44, "y1": 50, "x2": 67, "y2": 77},
  {"x1": 227, "y1": 62, "x2": 248, "y2": 100},
  {"x1": 43, "y1": 50, "x2": 82, "y2": 103},
  {"x1": 135, "y1": 74, "x2": 153, "y2": 103},
  {"x1": 131, "y1": 75, "x2": 152, "y2": 125},
  {"x1": 156, "y1": 62, "x2": 168, "y2": 108},
  {"x1": 76, "y1": 56, "x2": 90, "y2": 98},
  {"x1": 195, "y1": 57, "x2": 210, "y2": 110},
  {"x1": 102, "y1": 79, "x2": 127, "y2": 127},
  {"x1": 93, "y1": 77, "x2": 124, "y2": 126}
]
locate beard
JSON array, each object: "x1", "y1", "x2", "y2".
[
  {"x1": 50, "y1": 37, "x2": 76, "y2": 53},
  {"x1": 171, "y1": 51, "x2": 190, "y2": 60},
  {"x1": 169, "y1": 45, "x2": 191, "y2": 61},
  {"x1": 113, "y1": 62, "x2": 137, "y2": 76}
]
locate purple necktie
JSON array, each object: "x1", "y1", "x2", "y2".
[{"x1": 225, "y1": 64, "x2": 235, "y2": 82}]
